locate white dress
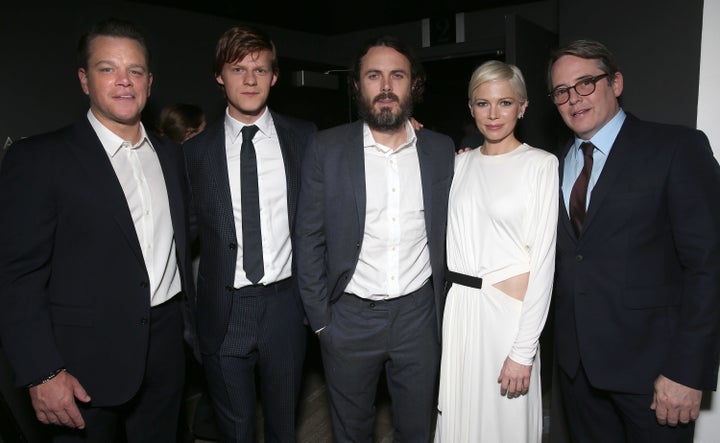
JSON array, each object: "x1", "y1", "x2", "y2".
[{"x1": 435, "y1": 144, "x2": 558, "y2": 442}]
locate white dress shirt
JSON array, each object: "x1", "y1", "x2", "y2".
[
  {"x1": 345, "y1": 121, "x2": 431, "y2": 300},
  {"x1": 88, "y1": 110, "x2": 181, "y2": 307},
  {"x1": 224, "y1": 108, "x2": 292, "y2": 288}
]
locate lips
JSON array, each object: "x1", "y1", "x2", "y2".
[
  {"x1": 374, "y1": 92, "x2": 399, "y2": 104},
  {"x1": 571, "y1": 108, "x2": 590, "y2": 117}
]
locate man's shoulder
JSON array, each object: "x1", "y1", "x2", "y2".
[
  {"x1": 623, "y1": 114, "x2": 703, "y2": 140},
  {"x1": 271, "y1": 111, "x2": 317, "y2": 133}
]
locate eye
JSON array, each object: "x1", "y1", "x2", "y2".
[
  {"x1": 500, "y1": 100, "x2": 514, "y2": 106},
  {"x1": 474, "y1": 101, "x2": 488, "y2": 108},
  {"x1": 130, "y1": 69, "x2": 145, "y2": 76},
  {"x1": 255, "y1": 68, "x2": 268, "y2": 75},
  {"x1": 392, "y1": 72, "x2": 405, "y2": 79},
  {"x1": 580, "y1": 79, "x2": 593, "y2": 87},
  {"x1": 367, "y1": 73, "x2": 379, "y2": 80}
]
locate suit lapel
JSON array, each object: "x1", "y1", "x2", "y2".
[
  {"x1": 67, "y1": 119, "x2": 146, "y2": 265},
  {"x1": 272, "y1": 112, "x2": 300, "y2": 229},
  {"x1": 347, "y1": 122, "x2": 367, "y2": 231},
  {"x1": 416, "y1": 133, "x2": 434, "y2": 238},
  {"x1": 206, "y1": 122, "x2": 237, "y2": 241},
  {"x1": 152, "y1": 134, "x2": 185, "y2": 258},
  {"x1": 558, "y1": 141, "x2": 577, "y2": 241},
  {"x1": 581, "y1": 119, "x2": 635, "y2": 238}
]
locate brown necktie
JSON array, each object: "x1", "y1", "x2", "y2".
[{"x1": 569, "y1": 142, "x2": 594, "y2": 236}]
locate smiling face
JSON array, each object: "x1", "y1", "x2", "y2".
[
  {"x1": 78, "y1": 36, "x2": 152, "y2": 137},
  {"x1": 216, "y1": 49, "x2": 277, "y2": 124},
  {"x1": 469, "y1": 79, "x2": 526, "y2": 149},
  {"x1": 355, "y1": 45, "x2": 414, "y2": 132},
  {"x1": 550, "y1": 55, "x2": 623, "y2": 140}
]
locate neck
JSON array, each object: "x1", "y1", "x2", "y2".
[
  {"x1": 370, "y1": 122, "x2": 407, "y2": 150},
  {"x1": 481, "y1": 137, "x2": 521, "y2": 155}
]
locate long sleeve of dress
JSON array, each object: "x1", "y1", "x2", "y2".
[{"x1": 508, "y1": 154, "x2": 559, "y2": 366}]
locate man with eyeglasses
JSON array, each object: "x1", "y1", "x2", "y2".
[{"x1": 548, "y1": 39, "x2": 720, "y2": 442}]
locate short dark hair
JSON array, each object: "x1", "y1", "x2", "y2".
[
  {"x1": 77, "y1": 18, "x2": 150, "y2": 70},
  {"x1": 349, "y1": 35, "x2": 426, "y2": 103},
  {"x1": 213, "y1": 25, "x2": 278, "y2": 77},
  {"x1": 158, "y1": 103, "x2": 205, "y2": 143},
  {"x1": 547, "y1": 39, "x2": 620, "y2": 91}
]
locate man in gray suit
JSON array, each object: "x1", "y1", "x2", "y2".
[
  {"x1": 295, "y1": 35, "x2": 454, "y2": 442},
  {"x1": 183, "y1": 25, "x2": 316, "y2": 442}
]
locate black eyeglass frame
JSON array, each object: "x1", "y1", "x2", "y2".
[{"x1": 548, "y1": 73, "x2": 610, "y2": 105}]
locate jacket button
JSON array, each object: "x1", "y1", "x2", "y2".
[
  {"x1": 355, "y1": 242, "x2": 360, "y2": 248},
  {"x1": 140, "y1": 317, "x2": 148, "y2": 325},
  {"x1": 229, "y1": 243, "x2": 237, "y2": 250},
  {"x1": 140, "y1": 281, "x2": 149, "y2": 288},
  {"x1": 225, "y1": 285, "x2": 234, "y2": 291},
  {"x1": 575, "y1": 255, "x2": 583, "y2": 262}
]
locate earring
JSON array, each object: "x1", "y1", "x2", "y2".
[{"x1": 518, "y1": 114, "x2": 524, "y2": 119}]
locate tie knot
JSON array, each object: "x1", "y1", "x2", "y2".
[
  {"x1": 242, "y1": 124, "x2": 259, "y2": 140},
  {"x1": 580, "y1": 141, "x2": 594, "y2": 157}
]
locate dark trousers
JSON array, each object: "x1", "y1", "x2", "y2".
[
  {"x1": 319, "y1": 281, "x2": 440, "y2": 443},
  {"x1": 558, "y1": 364, "x2": 695, "y2": 443},
  {"x1": 53, "y1": 297, "x2": 186, "y2": 443},
  {"x1": 203, "y1": 279, "x2": 307, "y2": 443}
]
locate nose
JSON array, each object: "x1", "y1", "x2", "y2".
[
  {"x1": 244, "y1": 71, "x2": 257, "y2": 86},
  {"x1": 488, "y1": 105, "x2": 498, "y2": 119},
  {"x1": 381, "y1": 78, "x2": 391, "y2": 92},
  {"x1": 116, "y1": 70, "x2": 132, "y2": 87},
  {"x1": 568, "y1": 87, "x2": 582, "y2": 105}
]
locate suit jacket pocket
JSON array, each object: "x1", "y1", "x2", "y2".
[{"x1": 50, "y1": 305, "x2": 94, "y2": 327}]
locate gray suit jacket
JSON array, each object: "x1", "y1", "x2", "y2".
[{"x1": 295, "y1": 120, "x2": 454, "y2": 339}]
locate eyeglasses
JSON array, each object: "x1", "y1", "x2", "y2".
[{"x1": 548, "y1": 73, "x2": 610, "y2": 105}]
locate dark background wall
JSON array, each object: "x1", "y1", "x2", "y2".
[{"x1": 0, "y1": 0, "x2": 705, "y2": 147}]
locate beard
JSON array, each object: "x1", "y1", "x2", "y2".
[{"x1": 356, "y1": 91, "x2": 413, "y2": 132}]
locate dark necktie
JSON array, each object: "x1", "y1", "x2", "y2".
[
  {"x1": 240, "y1": 125, "x2": 264, "y2": 284},
  {"x1": 569, "y1": 142, "x2": 595, "y2": 236}
]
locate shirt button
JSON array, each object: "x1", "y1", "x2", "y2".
[{"x1": 575, "y1": 255, "x2": 583, "y2": 262}]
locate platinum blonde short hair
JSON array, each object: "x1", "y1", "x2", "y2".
[{"x1": 468, "y1": 60, "x2": 528, "y2": 103}]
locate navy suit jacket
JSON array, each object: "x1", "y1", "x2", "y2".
[
  {"x1": 184, "y1": 110, "x2": 317, "y2": 355},
  {"x1": 0, "y1": 116, "x2": 195, "y2": 406},
  {"x1": 294, "y1": 121, "x2": 455, "y2": 338},
  {"x1": 554, "y1": 114, "x2": 720, "y2": 394}
]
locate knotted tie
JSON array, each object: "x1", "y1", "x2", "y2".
[
  {"x1": 240, "y1": 125, "x2": 264, "y2": 284},
  {"x1": 569, "y1": 142, "x2": 594, "y2": 236}
]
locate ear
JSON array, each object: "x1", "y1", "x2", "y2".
[
  {"x1": 215, "y1": 73, "x2": 225, "y2": 87},
  {"x1": 519, "y1": 100, "x2": 528, "y2": 118},
  {"x1": 78, "y1": 68, "x2": 89, "y2": 95},
  {"x1": 270, "y1": 72, "x2": 278, "y2": 87},
  {"x1": 147, "y1": 72, "x2": 153, "y2": 97},
  {"x1": 611, "y1": 72, "x2": 624, "y2": 98},
  {"x1": 468, "y1": 99, "x2": 475, "y2": 118}
]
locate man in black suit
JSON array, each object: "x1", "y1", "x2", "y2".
[
  {"x1": 183, "y1": 25, "x2": 316, "y2": 442},
  {"x1": 0, "y1": 18, "x2": 195, "y2": 441},
  {"x1": 295, "y1": 35, "x2": 454, "y2": 442},
  {"x1": 549, "y1": 39, "x2": 720, "y2": 442}
]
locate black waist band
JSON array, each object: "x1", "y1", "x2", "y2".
[{"x1": 445, "y1": 269, "x2": 483, "y2": 289}]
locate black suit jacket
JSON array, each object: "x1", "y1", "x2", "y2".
[
  {"x1": 184, "y1": 111, "x2": 317, "y2": 355},
  {"x1": 554, "y1": 114, "x2": 720, "y2": 394},
  {"x1": 0, "y1": 116, "x2": 195, "y2": 406},
  {"x1": 294, "y1": 121, "x2": 455, "y2": 338}
]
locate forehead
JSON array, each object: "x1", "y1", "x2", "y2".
[
  {"x1": 551, "y1": 55, "x2": 601, "y2": 85},
  {"x1": 473, "y1": 80, "x2": 517, "y2": 99},
  {"x1": 229, "y1": 49, "x2": 273, "y2": 67},
  {"x1": 361, "y1": 46, "x2": 411, "y2": 73},
  {"x1": 88, "y1": 36, "x2": 147, "y2": 65}
]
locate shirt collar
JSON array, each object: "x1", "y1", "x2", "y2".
[
  {"x1": 224, "y1": 107, "x2": 275, "y2": 144},
  {"x1": 362, "y1": 120, "x2": 417, "y2": 154},
  {"x1": 574, "y1": 108, "x2": 626, "y2": 154},
  {"x1": 87, "y1": 110, "x2": 153, "y2": 158}
]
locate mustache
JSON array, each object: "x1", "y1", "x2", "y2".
[{"x1": 373, "y1": 92, "x2": 399, "y2": 104}]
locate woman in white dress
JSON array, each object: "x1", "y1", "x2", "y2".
[{"x1": 435, "y1": 60, "x2": 559, "y2": 442}]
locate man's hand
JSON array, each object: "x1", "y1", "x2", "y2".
[
  {"x1": 456, "y1": 147, "x2": 473, "y2": 155},
  {"x1": 498, "y1": 356, "x2": 532, "y2": 398},
  {"x1": 651, "y1": 374, "x2": 702, "y2": 426},
  {"x1": 29, "y1": 371, "x2": 91, "y2": 429}
]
